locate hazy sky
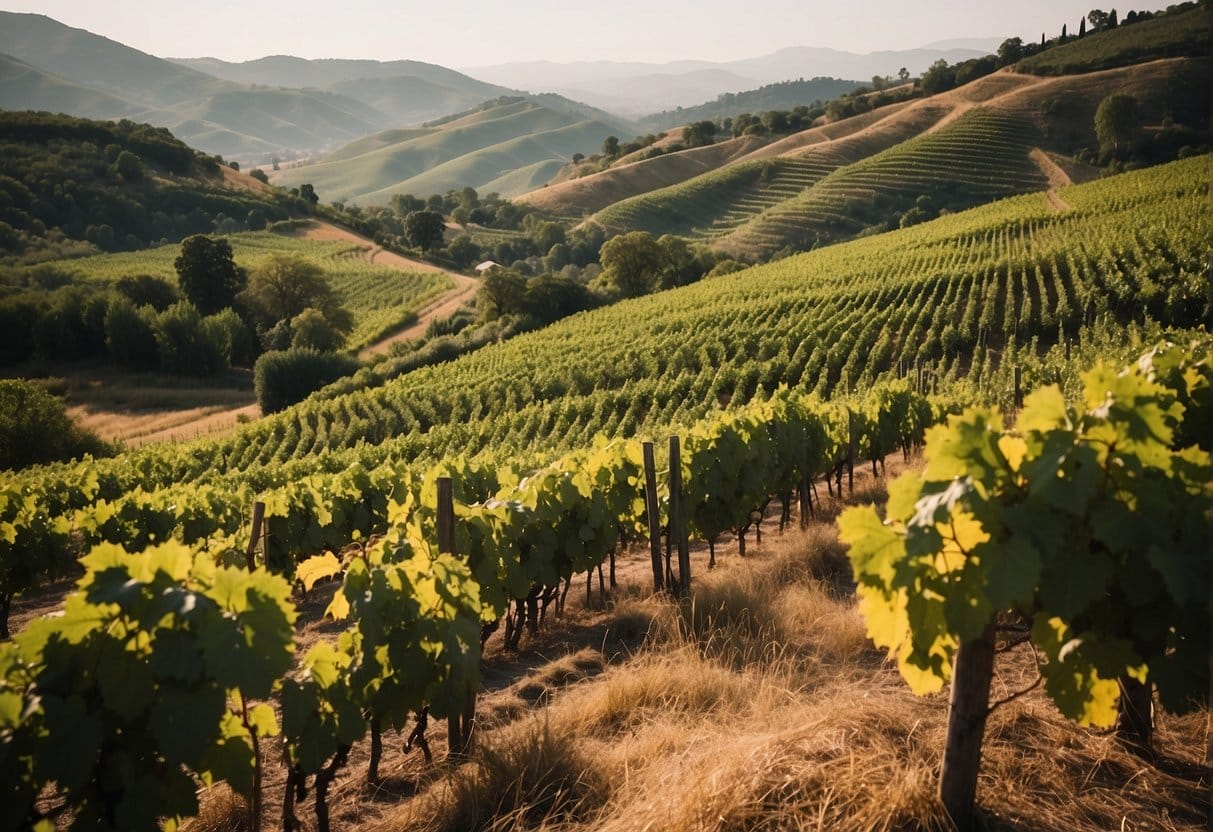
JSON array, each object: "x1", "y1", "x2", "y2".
[{"x1": 5, "y1": 1, "x2": 1104, "y2": 66}]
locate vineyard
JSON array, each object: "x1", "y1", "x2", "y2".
[
  {"x1": 30, "y1": 231, "x2": 453, "y2": 352},
  {"x1": 2, "y1": 156, "x2": 1207, "y2": 610},
  {"x1": 1, "y1": 154, "x2": 1210, "y2": 830},
  {"x1": 2, "y1": 335, "x2": 1208, "y2": 831}
]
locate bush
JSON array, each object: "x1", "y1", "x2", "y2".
[
  {"x1": 206, "y1": 308, "x2": 258, "y2": 367},
  {"x1": 151, "y1": 301, "x2": 229, "y2": 376},
  {"x1": 104, "y1": 295, "x2": 159, "y2": 370},
  {"x1": 113, "y1": 274, "x2": 179, "y2": 311},
  {"x1": 0, "y1": 379, "x2": 113, "y2": 470},
  {"x1": 254, "y1": 348, "x2": 359, "y2": 413}
]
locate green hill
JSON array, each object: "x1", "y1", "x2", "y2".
[
  {"x1": 0, "y1": 53, "x2": 135, "y2": 119},
  {"x1": 173, "y1": 54, "x2": 513, "y2": 128},
  {"x1": 1016, "y1": 4, "x2": 1209, "y2": 75},
  {"x1": 0, "y1": 111, "x2": 304, "y2": 263},
  {"x1": 9, "y1": 156, "x2": 1208, "y2": 544},
  {"x1": 581, "y1": 55, "x2": 1208, "y2": 260},
  {"x1": 637, "y1": 77, "x2": 863, "y2": 132},
  {"x1": 0, "y1": 12, "x2": 391, "y2": 160},
  {"x1": 273, "y1": 99, "x2": 628, "y2": 202}
]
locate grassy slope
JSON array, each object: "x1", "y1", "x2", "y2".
[
  {"x1": 0, "y1": 53, "x2": 135, "y2": 119},
  {"x1": 38, "y1": 231, "x2": 452, "y2": 352},
  {"x1": 273, "y1": 101, "x2": 617, "y2": 203},
  {"x1": 0, "y1": 12, "x2": 392, "y2": 159},
  {"x1": 175, "y1": 460, "x2": 1208, "y2": 832},
  {"x1": 584, "y1": 57, "x2": 1205, "y2": 259},
  {"x1": 55, "y1": 155, "x2": 1203, "y2": 484},
  {"x1": 1017, "y1": 6, "x2": 1210, "y2": 75}
]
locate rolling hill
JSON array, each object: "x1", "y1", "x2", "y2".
[
  {"x1": 0, "y1": 13, "x2": 620, "y2": 165},
  {"x1": 0, "y1": 12, "x2": 390, "y2": 159},
  {"x1": 546, "y1": 53, "x2": 1207, "y2": 260},
  {"x1": 271, "y1": 98, "x2": 630, "y2": 202},
  {"x1": 172, "y1": 54, "x2": 514, "y2": 127},
  {"x1": 637, "y1": 77, "x2": 866, "y2": 132},
  {"x1": 521, "y1": 6, "x2": 1208, "y2": 258}
]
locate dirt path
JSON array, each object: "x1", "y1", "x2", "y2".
[
  {"x1": 1029, "y1": 147, "x2": 1074, "y2": 212},
  {"x1": 357, "y1": 282, "x2": 479, "y2": 359},
  {"x1": 288, "y1": 221, "x2": 479, "y2": 359}
]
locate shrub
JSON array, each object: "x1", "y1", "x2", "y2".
[
  {"x1": 0, "y1": 379, "x2": 113, "y2": 470},
  {"x1": 151, "y1": 301, "x2": 228, "y2": 376},
  {"x1": 254, "y1": 348, "x2": 359, "y2": 413},
  {"x1": 104, "y1": 296, "x2": 159, "y2": 370}
]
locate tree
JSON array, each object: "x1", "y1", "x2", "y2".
[
  {"x1": 446, "y1": 235, "x2": 481, "y2": 268},
  {"x1": 898, "y1": 67, "x2": 910, "y2": 82},
  {"x1": 920, "y1": 59, "x2": 957, "y2": 94},
  {"x1": 298, "y1": 183, "x2": 320, "y2": 206},
  {"x1": 477, "y1": 268, "x2": 528, "y2": 321},
  {"x1": 249, "y1": 168, "x2": 269, "y2": 184},
  {"x1": 290, "y1": 308, "x2": 345, "y2": 351},
  {"x1": 404, "y1": 210, "x2": 446, "y2": 252},
  {"x1": 151, "y1": 301, "x2": 229, "y2": 376},
  {"x1": 1079, "y1": 16, "x2": 1086, "y2": 36},
  {"x1": 1087, "y1": 9, "x2": 1109, "y2": 31},
  {"x1": 254, "y1": 348, "x2": 358, "y2": 413},
  {"x1": 242, "y1": 253, "x2": 350, "y2": 334},
  {"x1": 1061, "y1": 23, "x2": 1068, "y2": 39},
  {"x1": 531, "y1": 220, "x2": 566, "y2": 253},
  {"x1": 599, "y1": 231, "x2": 663, "y2": 298},
  {"x1": 113, "y1": 150, "x2": 142, "y2": 181},
  {"x1": 522, "y1": 274, "x2": 593, "y2": 324},
  {"x1": 602, "y1": 136, "x2": 620, "y2": 158},
  {"x1": 1095, "y1": 94, "x2": 1140, "y2": 154},
  {"x1": 173, "y1": 235, "x2": 247, "y2": 315},
  {"x1": 571, "y1": 152, "x2": 585, "y2": 164},
  {"x1": 684, "y1": 120, "x2": 716, "y2": 148},
  {"x1": 0, "y1": 380, "x2": 111, "y2": 470},
  {"x1": 656, "y1": 234, "x2": 699, "y2": 289},
  {"x1": 996, "y1": 38, "x2": 1025, "y2": 67},
  {"x1": 104, "y1": 296, "x2": 159, "y2": 370}
]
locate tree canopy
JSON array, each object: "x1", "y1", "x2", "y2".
[
  {"x1": 404, "y1": 211, "x2": 446, "y2": 252},
  {"x1": 1095, "y1": 94, "x2": 1140, "y2": 153},
  {"x1": 173, "y1": 235, "x2": 247, "y2": 315}
]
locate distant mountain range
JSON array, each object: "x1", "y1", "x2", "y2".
[
  {"x1": 0, "y1": 12, "x2": 615, "y2": 163},
  {"x1": 462, "y1": 45, "x2": 994, "y2": 114},
  {"x1": 0, "y1": 11, "x2": 1001, "y2": 162}
]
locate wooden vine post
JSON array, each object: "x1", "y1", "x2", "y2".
[
  {"x1": 846, "y1": 410, "x2": 855, "y2": 495},
  {"x1": 1013, "y1": 365, "x2": 1023, "y2": 410},
  {"x1": 436, "y1": 477, "x2": 475, "y2": 757},
  {"x1": 938, "y1": 623, "x2": 996, "y2": 831},
  {"x1": 246, "y1": 500, "x2": 265, "y2": 571},
  {"x1": 641, "y1": 442, "x2": 665, "y2": 592},
  {"x1": 668, "y1": 436, "x2": 691, "y2": 594}
]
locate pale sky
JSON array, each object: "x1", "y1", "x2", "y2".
[{"x1": 4, "y1": 1, "x2": 1105, "y2": 66}]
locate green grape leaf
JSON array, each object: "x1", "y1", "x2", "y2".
[
  {"x1": 838, "y1": 506, "x2": 904, "y2": 587},
  {"x1": 1145, "y1": 544, "x2": 1206, "y2": 606},
  {"x1": 149, "y1": 682, "x2": 225, "y2": 765},
  {"x1": 981, "y1": 537, "x2": 1041, "y2": 610},
  {"x1": 1039, "y1": 546, "x2": 1113, "y2": 619},
  {"x1": 297, "y1": 552, "x2": 343, "y2": 592}
]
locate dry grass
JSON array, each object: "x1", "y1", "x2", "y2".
[{"x1": 182, "y1": 456, "x2": 1211, "y2": 832}]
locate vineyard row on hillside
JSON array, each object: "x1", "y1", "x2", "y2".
[{"x1": 3, "y1": 337, "x2": 1209, "y2": 831}]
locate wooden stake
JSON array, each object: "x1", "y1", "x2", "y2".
[
  {"x1": 939, "y1": 623, "x2": 996, "y2": 832},
  {"x1": 246, "y1": 500, "x2": 265, "y2": 571},
  {"x1": 435, "y1": 477, "x2": 473, "y2": 756},
  {"x1": 642, "y1": 442, "x2": 665, "y2": 592},
  {"x1": 668, "y1": 436, "x2": 690, "y2": 594}
]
